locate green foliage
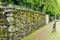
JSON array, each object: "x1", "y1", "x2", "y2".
[
  {"x1": 10, "y1": 0, "x2": 57, "y2": 17},
  {"x1": 0, "y1": 0, "x2": 57, "y2": 17},
  {"x1": 56, "y1": 14, "x2": 60, "y2": 19}
]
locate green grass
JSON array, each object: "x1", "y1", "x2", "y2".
[{"x1": 21, "y1": 23, "x2": 50, "y2": 40}]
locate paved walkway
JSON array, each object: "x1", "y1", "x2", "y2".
[{"x1": 32, "y1": 21, "x2": 60, "y2": 40}]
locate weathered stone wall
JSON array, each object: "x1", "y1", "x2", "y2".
[{"x1": 0, "y1": 10, "x2": 46, "y2": 40}]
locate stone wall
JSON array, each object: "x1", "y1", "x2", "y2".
[{"x1": 0, "y1": 9, "x2": 46, "y2": 40}]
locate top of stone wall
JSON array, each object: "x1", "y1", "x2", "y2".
[{"x1": 0, "y1": 4, "x2": 46, "y2": 15}]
